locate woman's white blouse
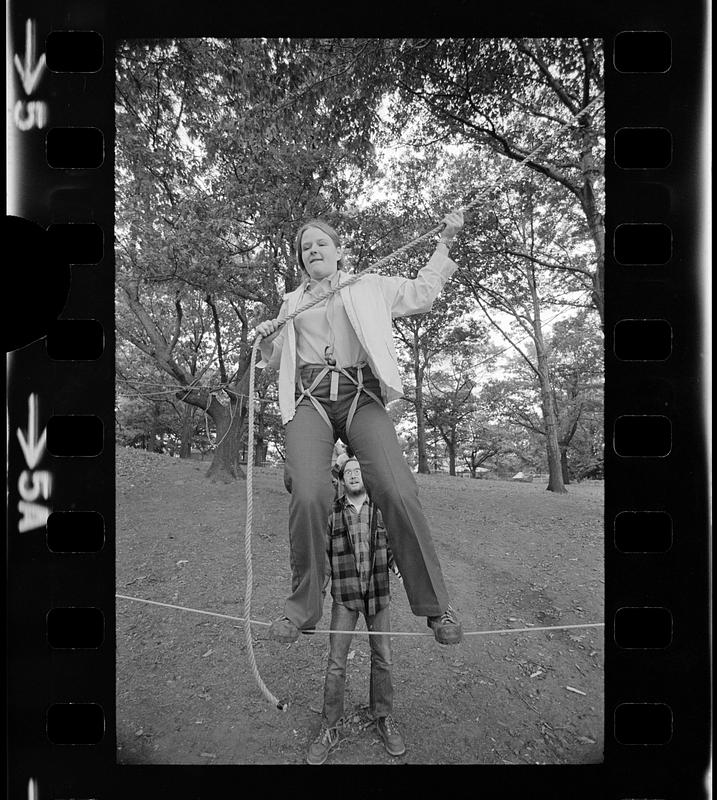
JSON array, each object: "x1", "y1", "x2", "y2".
[
  {"x1": 293, "y1": 272, "x2": 367, "y2": 368},
  {"x1": 258, "y1": 249, "x2": 458, "y2": 424}
]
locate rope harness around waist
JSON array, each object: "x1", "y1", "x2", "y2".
[{"x1": 295, "y1": 364, "x2": 383, "y2": 436}]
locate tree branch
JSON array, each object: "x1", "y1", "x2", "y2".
[
  {"x1": 169, "y1": 292, "x2": 183, "y2": 353},
  {"x1": 471, "y1": 291, "x2": 540, "y2": 379},
  {"x1": 205, "y1": 293, "x2": 228, "y2": 385},
  {"x1": 513, "y1": 39, "x2": 580, "y2": 116}
]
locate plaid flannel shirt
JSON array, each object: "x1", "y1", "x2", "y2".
[{"x1": 327, "y1": 494, "x2": 394, "y2": 617}]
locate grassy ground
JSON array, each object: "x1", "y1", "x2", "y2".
[{"x1": 116, "y1": 446, "x2": 604, "y2": 765}]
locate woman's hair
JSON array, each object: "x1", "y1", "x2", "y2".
[{"x1": 294, "y1": 218, "x2": 344, "y2": 276}]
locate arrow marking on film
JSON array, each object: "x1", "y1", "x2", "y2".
[
  {"x1": 14, "y1": 19, "x2": 46, "y2": 96},
  {"x1": 17, "y1": 394, "x2": 47, "y2": 470}
]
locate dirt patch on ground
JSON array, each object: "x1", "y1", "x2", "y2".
[{"x1": 116, "y1": 447, "x2": 604, "y2": 765}]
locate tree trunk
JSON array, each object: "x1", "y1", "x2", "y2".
[
  {"x1": 149, "y1": 402, "x2": 163, "y2": 453},
  {"x1": 179, "y1": 405, "x2": 194, "y2": 459},
  {"x1": 578, "y1": 117, "x2": 605, "y2": 330},
  {"x1": 527, "y1": 268, "x2": 567, "y2": 494},
  {"x1": 175, "y1": 387, "x2": 246, "y2": 482},
  {"x1": 416, "y1": 401, "x2": 430, "y2": 473},
  {"x1": 205, "y1": 396, "x2": 246, "y2": 483},
  {"x1": 254, "y1": 438, "x2": 267, "y2": 466},
  {"x1": 253, "y1": 398, "x2": 267, "y2": 466},
  {"x1": 414, "y1": 357, "x2": 430, "y2": 474},
  {"x1": 538, "y1": 368, "x2": 567, "y2": 492},
  {"x1": 447, "y1": 437, "x2": 457, "y2": 476},
  {"x1": 433, "y1": 432, "x2": 440, "y2": 472},
  {"x1": 560, "y1": 448, "x2": 571, "y2": 485}
]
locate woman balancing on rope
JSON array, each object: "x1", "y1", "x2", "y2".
[{"x1": 254, "y1": 210, "x2": 464, "y2": 645}]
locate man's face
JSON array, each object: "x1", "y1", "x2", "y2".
[{"x1": 342, "y1": 460, "x2": 365, "y2": 494}]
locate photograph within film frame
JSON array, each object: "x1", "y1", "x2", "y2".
[{"x1": 5, "y1": 3, "x2": 710, "y2": 799}]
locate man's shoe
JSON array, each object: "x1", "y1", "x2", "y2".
[
  {"x1": 376, "y1": 715, "x2": 406, "y2": 756},
  {"x1": 427, "y1": 605, "x2": 463, "y2": 645},
  {"x1": 306, "y1": 722, "x2": 340, "y2": 765},
  {"x1": 269, "y1": 616, "x2": 299, "y2": 643}
]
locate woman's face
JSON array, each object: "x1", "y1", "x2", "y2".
[{"x1": 300, "y1": 226, "x2": 342, "y2": 281}]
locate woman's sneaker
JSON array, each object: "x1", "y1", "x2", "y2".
[
  {"x1": 306, "y1": 722, "x2": 340, "y2": 765},
  {"x1": 269, "y1": 616, "x2": 299, "y2": 643},
  {"x1": 427, "y1": 605, "x2": 463, "y2": 644},
  {"x1": 376, "y1": 714, "x2": 406, "y2": 756}
]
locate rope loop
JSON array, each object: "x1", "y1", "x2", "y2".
[{"x1": 243, "y1": 336, "x2": 286, "y2": 709}]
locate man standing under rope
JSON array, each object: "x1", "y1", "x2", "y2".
[
  {"x1": 254, "y1": 209, "x2": 464, "y2": 646},
  {"x1": 307, "y1": 456, "x2": 404, "y2": 764}
]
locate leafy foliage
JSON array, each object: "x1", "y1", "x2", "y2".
[
  {"x1": 114, "y1": 37, "x2": 604, "y2": 489},
  {"x1": 482, "y1": 310, "x2": 603, "y2": 481}
]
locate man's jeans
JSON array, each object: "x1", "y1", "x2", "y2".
[{"x1": 322, "y1": 600, "x2": 393, "y2": 726}]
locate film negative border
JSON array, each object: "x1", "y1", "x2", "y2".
[
  {"x1": 604, "y1": 19, "x2": 710, "y2": 800},
  {"x1": 7, "y1": 4, "x2": 117, "y2": 799},
  {"x1": 5, "y1": 3, "x2": 710, "y2": 799}
]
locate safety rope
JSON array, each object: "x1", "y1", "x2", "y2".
[
  {"x1": 243, "y1": 91, "x2": 605, "y2": 709},
  {"x1": 244, "y1": 355, "x2": 288, "y2": 709},
  {"x1": 116, "y1": 594, "x2": 605, "y2": 638}
]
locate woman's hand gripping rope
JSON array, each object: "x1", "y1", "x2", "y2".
[{"x1": 254, "y1": 318, "x2": 282, "y2": 342}]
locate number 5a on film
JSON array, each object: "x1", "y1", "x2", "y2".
[{"x1": 16, "y1": 393, "x2": 52, "y2": 533}]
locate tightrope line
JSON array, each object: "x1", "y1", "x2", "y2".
[{"x1": 116, "y1": 594, "x2": 604, "y2": 637}]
